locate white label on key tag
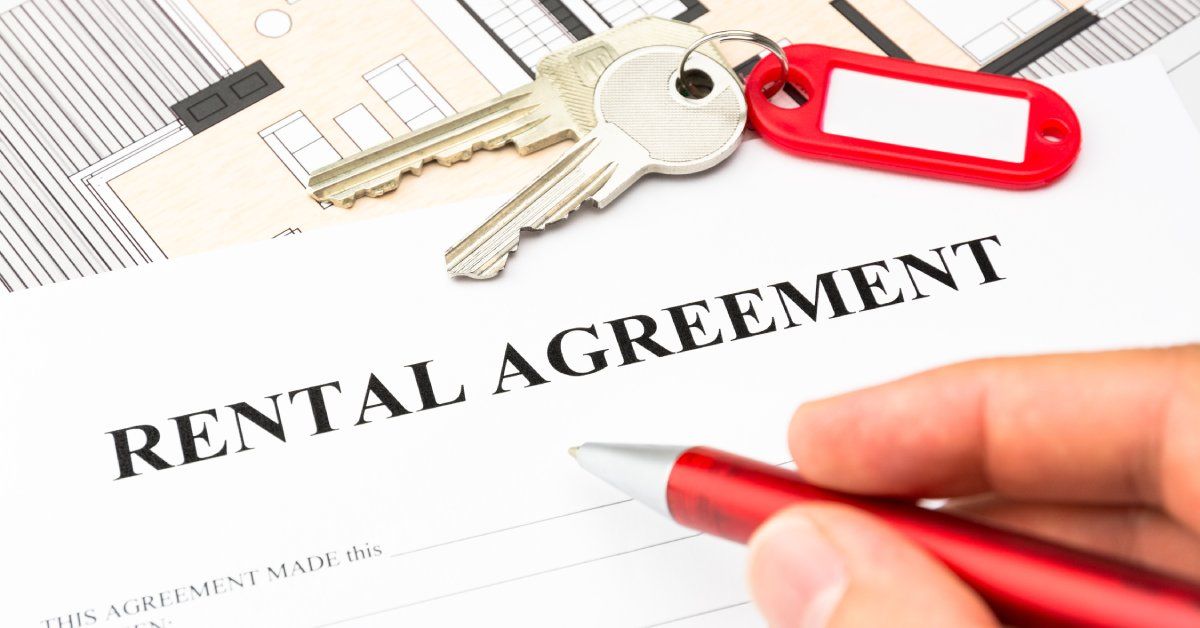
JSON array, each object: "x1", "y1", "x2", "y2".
[{"x1": 821, "y1": 69, "x2": 1031, "y2": 163}]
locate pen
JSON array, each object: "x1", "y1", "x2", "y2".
[{"x1": 569, "y1": 443, "x2": 1200, "y2": 627}]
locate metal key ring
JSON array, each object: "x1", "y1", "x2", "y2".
[{"x1": 678, "y1": 30, "x2": 788, "y2": 98}]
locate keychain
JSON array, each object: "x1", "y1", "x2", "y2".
[{"x1": 680, "y1": 32, "x2": 1081, "y2": 189}]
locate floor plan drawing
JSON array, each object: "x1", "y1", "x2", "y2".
[
  {"x1": 335, "y1": 103, "x2": 391, "y2": 152},
  {"x1": 259, "y1": 111, "x2": 340, "y2": 194},
  {"x1": 0, "y1": 0, "x2": 1195, "y2": 293},
  {"x1": 0, "y1": 0, "x2": 235, "y2": 290},
  {"x1": 363, "y1": 54, "x2": 455, "y2": 131},
  {"x1": 907, "y1": 0, "x2": 1070, "y2": 61}
]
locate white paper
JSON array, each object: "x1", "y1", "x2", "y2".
[
  {"x1": 3, "y1": 58, "x2": 1199, "y2": 628},
  {"x1": 1144, "y1": 22, "x2": 1200, "y2": 125}
]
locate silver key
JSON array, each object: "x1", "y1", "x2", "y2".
[
  {"x1": 444, "y1": 46, "x2": 746, "y2": 280},
  {"x1": 306, "y1": 18, "x2": 727, "y2": 208}
]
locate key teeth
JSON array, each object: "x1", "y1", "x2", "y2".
[
  {"x1": 327, "y1": 177, "x2": 400, "y2": 208},
  {"x1": 325, "y1": 164, "x2": 426, "y2": 207},
  {"x1": 435, "y1": 150, "x2": 472, "y2": 167},
  {"x1": 445, "y1": 160, "x2": 615, "y2": 280},
  {"x1": 446, "y1": 198, "x2": 602, "y2": 280},
  {"x1": 307, "y1": 104, "x2": 550, "y2": 208},
  {"x1": 429, "y1": 113, "x2": 549, "y2": 166}
]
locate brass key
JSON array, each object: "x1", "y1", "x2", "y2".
[
  {"x1": 445, "y1": 46, "x2": 746, "y2": 280},
  {"x1": 306, "y1": 17, "x2": 728, "y2": 208}
]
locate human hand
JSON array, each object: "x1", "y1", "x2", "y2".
[{"x1": 747, "y1": 346, "x2": 1200, "y2": 627}]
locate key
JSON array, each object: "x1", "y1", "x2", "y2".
[
  {"x1": 306, "y1": 17, "x2": 727, "y2": 208},
  {"x1": 444, "y1": 45, "x2": 746, "y2": 279}
]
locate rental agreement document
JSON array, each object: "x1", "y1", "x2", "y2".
[{"x1": 3, "y1": 58, "x2": 1200, "y2": 628}]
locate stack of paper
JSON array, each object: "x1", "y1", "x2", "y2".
[{"x1": 3, "y1": 58, "x2": 1198, "y2": 627}]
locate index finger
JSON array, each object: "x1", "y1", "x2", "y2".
[{"x1": 789, "y1": 346, "x2": 1200, "y2": 530}]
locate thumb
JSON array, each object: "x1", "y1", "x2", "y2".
[{"x1": 747, "y1": 504, "x2": 997, "y2": 628}]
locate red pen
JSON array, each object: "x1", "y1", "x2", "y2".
[{"x1": 569, "y1": 443, "x2": 1200, "y2": 627}]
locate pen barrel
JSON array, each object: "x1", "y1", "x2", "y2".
[{"x1": 665, "y1": 447, "x2": 1200, "y2": 628}]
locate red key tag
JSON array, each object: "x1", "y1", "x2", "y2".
[{"x1": 744, "y1": 45, "x2": 1081, "y2": 189}]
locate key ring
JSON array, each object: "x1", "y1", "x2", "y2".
[{"x1": 678, "y1": 30, "x2": 788, "y2": 98}]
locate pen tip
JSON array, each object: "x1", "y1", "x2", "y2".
[{"x1": 567, "y1": 445, "x2": 581, "y2": 459}]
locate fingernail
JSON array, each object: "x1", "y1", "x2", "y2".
[{"x1": 749, "y1": 510, "x2": 848, "y2": 628}]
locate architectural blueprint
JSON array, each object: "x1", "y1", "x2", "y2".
[{"x1": 0, "y1": 0, "x2": 1196, "y2": 292}]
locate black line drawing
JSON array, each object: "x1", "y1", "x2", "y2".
[{"x1": 0, "y1": 0, "x2": 239, "y2": 292}]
